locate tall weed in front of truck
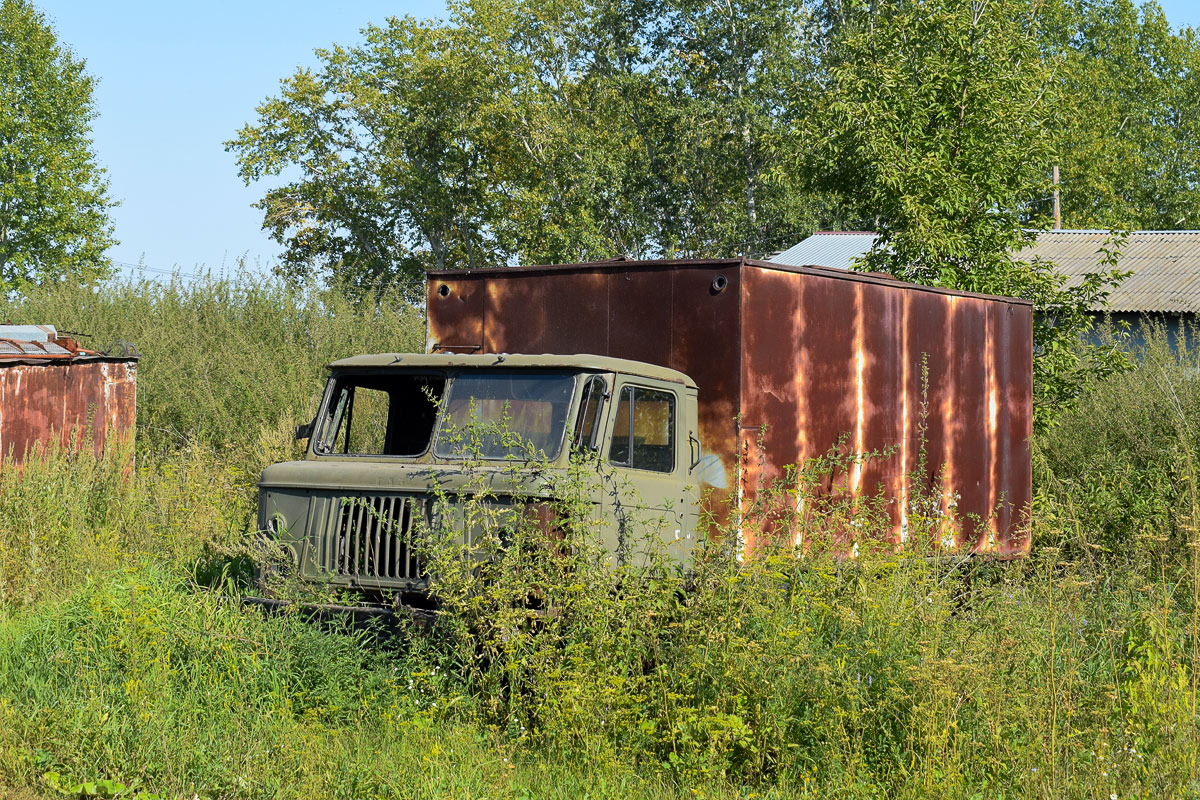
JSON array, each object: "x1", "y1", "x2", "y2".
[
  {"x1": 410, "y1": 410, "x2": 688, "y2": 746},
  {"x1": 6, "y1": 433, "x2": 1197, "y2": 797},
  {"x1": 0, "y1": 446, "x2": 685, "y2": 800},
  {"x1": 394, "y1": 410, "x2": 1198, "y2": 796},
  {"x1": 0, "y1": 437, "x2": 256, "y2": 608}
]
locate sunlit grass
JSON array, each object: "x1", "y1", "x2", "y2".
[{"x1": 0, "y1": 279, "x2": 1196, "y2": 798}]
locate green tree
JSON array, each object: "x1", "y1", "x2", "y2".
[
  {"x1": 228, "y1": 0, "x2": 685, "y2": 284},
  {"x1": 228, "y1": 0, "x2": 828, "y2": 287},
  {"x1": 1047, "y1": 0, "x2": 1200, "y2": 229},
  {"x1": 472, "y1": 0, "x2": 671, "y2": 263},
  {"x1": 806, "y1": 0, "x2": 1127, "y2": 427},
  {"x1": 488, "y1": 0, "x2": 827, "y2": 260},
  {"x1": 227, "y1": 12, "x2": 520, "y2": 292},
  {"x1": 657, "y1": 0, "x2": 820, "y2": 256},
  {"x1": 0, "y1": 0, "x2": 115, "y2": 291},
  {"x1": 809, "y1": 0, "x2": 1052, "y2": 289}
]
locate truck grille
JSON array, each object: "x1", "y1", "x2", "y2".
[{"x1": 324, "y1": 495, "x2": 423, "y2": 581}]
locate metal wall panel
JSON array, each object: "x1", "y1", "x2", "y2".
[
  {"x1": 0, "y1": 359, "x2": 137, "y2": 462},
  {"x1": 738, "y1": 265, "x2": 1032, "y2": 554}
]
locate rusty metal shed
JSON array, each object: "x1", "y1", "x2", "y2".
[
  {"x1": 0, "y1": 326, "x2": 138, "y2": 462},
  {"x1": 426, "y1": 258, "x2": 1033, "y2": 556}
]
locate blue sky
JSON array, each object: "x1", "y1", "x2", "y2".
[
  {"x1": 34, "y1": 0, "x2": 1200, "y2": 279},
  {"x1": 37, "y1": 1, "x2": 449, "y2": 278}
]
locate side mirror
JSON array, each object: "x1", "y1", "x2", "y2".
[
  {"x1": 689, "y1": 434, "x2": 701, "y2": 471},
  {"x1": 295, "y1": 421, "x2": 314, "y2": 441}
]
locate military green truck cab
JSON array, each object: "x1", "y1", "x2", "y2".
[{"x1": 257, "y1": 353, "x2": 702, "y2": 600}]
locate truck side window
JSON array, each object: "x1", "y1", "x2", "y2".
[
  {"x1": 572, "y1": 376, "x2": 606, "y2": 452},
  {"x1": 609, "y1": 386, "x2": 675, "y2": 473}
]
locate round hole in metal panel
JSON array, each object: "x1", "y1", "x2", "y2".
[
  {"x1": 710, "y1": 274, "x2": 728, "y2": 294},
  {"x1": 437, "y1": 284, "x2": 450, "y2": 297}
]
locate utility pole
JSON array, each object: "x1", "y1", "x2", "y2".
[{"x1": 1052, "y1": 165, "x2": 1062, "y2": 230}]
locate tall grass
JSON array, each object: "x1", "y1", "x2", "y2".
[
  {"x1": 2, "y1": 439, "x2": 1197, "y2": 798},
  {"x1": 0, "y1": 277, "x2": 1197, "y2": 798},
  {"x1": 1037, "y1": 322, "x2": 1200, "y2": 568},
  {"x1": 0, "y1": 271, "x2": 424, "y2": 454}
]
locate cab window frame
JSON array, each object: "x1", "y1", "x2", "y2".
[
  {"x1": 312, "y1": 369, "x2": 447, "y2": 459},
  {"x1": 606, "y1": 383, "x2": 677, "y2": 474},
  {"x1": 571, "y1": 374, "x2": 609, "y2": 454}
]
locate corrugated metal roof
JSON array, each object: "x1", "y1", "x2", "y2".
[
  {"x1": 0, "y1": 325, "x2": 139, "y2": 365},
  {"x1": 769, "y1": 231, "x2": 879, "y2": 269},
  {"x1": 0, "y1": 339, "x2": 73, "y2": 358},
  {"x1": 1019, "y1": 230, "x2": 1200, "y2": 313}
]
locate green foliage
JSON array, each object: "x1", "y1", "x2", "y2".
[
  {"x1": 226, "y1": 0, "x2": 826, "y2": 289},
  {"x1": 0, "y1": 437, "x2": 246, "y2": 607},
  {"x1": 1037, "y1": 320, "x2": 1200, "y2": 565},
  {"x1": 655, "y1": 0, "x2": 819, "y2": 255},
  {"x1": 1046, "y1": 0, "x2": 1200, "y2": 230},
  {"x1": 0, "y1": 0, "x2": 115, "y2": 291},
  {"x1": 227, "y1": 13, "x2": 522, "y2": 289},
  {"x1": 809, "y1": 0, "x2": 1053, "y2": 288},
  {"x1": 1, "y1": 578, "x2": 693, "y2": 800},
  {"x1": 43, "y1": 770, "x2": 163, "y2": 799},
  {"x1": 808, "y1": 0, "x2": 1200, "y2": 250},
  {"x1": 227, "y1": 0, "x2": 1200, "y2": 292}
]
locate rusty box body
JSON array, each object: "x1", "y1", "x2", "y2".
[
  {"x1": 426, "y1": 258, "x2": 1033, "y2": 555},
  {"x1": 0, "y1": 327, "x2": 138, "y2": 462}
]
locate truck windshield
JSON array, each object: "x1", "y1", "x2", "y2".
[
  {"x1": 316, "y1": 372, "x2": 446, "y2": 456},
  {"x1": 434, "y1": 372, "x2": 575, "y2": 461}
]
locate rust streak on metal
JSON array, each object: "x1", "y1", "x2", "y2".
[
  {"x1": 791, "y1": 276, "x2": 808, "y2": 547},
  {"x1": 940, "y1": 297, "x2": 958, "y2": 548},
  {"x1": 0, "y1": 331, "x2": 137, "y2": 464},
  {"x1": 851, "y1": 282, "x2": 865, "y2": 499},
  {"x1": 986, "y1": 305, "x2": 999, "y2": 546}
]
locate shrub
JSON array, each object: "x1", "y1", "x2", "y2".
[{"x1": 1037, "y1": 321, "x2": 1200, "y2": 568}]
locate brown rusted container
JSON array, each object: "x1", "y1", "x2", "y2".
[
  {"x1": 0, "y1": 328, "x2": 138, "y2": 462},
  {"x1": 426, "y1": 258, "x2": 1033, "y2": 556}
]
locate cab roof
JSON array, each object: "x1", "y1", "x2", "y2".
[{"x1": 328, "y1": 352, "x2": 698, "y2": 388}]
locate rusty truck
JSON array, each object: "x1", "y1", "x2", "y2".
[{"x1": 256, "y1": 257, "x2": 1032, "y2": 599}]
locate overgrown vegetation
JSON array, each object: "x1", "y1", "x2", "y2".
[
  {"x1": 0, "y1": 272, "x2": 423, "y2": 454},
  {"x1": 1, "y1": 279, "x2": 1198, "y2": 798}
]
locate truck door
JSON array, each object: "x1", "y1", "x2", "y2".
[{"x1": 601, "y1": 380, "x2": 694, "y2": 567}]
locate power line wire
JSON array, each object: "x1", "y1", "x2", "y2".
[{"x1": 110, "y1": 259, "x2": 198, "y2": 279}]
